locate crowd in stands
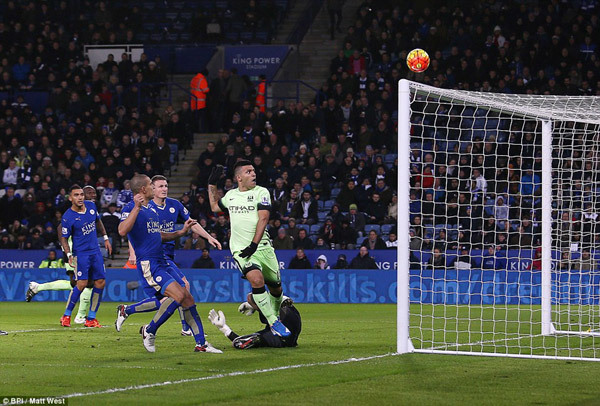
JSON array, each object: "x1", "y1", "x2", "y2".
[{"x1": 3, "y1": 0, "x2": 600, "y2": 271}]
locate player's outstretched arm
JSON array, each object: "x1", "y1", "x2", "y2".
[
  {"x1": 161, "y1": 218, "x2": 197, "y2": 241},
  {"x1": 208, "y1": 309, "x2": 233, "y2": 338},
  {"x1": 191, "y1": 221, "x2": 222, "y2": 249},
  {"x1": 207, "y1": 165, "x2": 225, "y2": 212}
]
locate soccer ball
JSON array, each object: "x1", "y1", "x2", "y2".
[{"x1": 406, "y1": 48, "x2": 430, "y2": 73}]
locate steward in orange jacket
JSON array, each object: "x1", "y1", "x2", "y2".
[
  {"x1": 190, "y1": 70, "x2": 209, "y2": 110},
  {"x1": 255, "y1": 74, "x2": 266, "y2": 113}
]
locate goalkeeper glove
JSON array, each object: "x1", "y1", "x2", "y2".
[
  {"x1": 208, "y1": 165, "x2": 225, "y2": 185},
  {"x1": 208, "y1": 309, "x2": 232, "y2": 336},
  {"x1": 238, "y1": 301, "x2": 256, "y2": 316},
  {"x1": 239, "y1": 242, "x2": 258, "y2": 258}
]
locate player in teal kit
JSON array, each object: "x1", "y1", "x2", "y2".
[{"x1": 208, "y1": 160, "x2": 290, "y2": 337}]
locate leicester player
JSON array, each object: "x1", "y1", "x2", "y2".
[
  {"x1": 208, "y1": 295, "x2": 301, "y2": 349},
  {"x1": 27, "y1": 186, "x2": 99, "y2": 323},
  {"x1": 208, "y1": 160, "x2": 291, "y2": 337},
  {"x1": 115, "y1": 175, "x2": 221, "y2": 335},
  {"x1": 118, "y1": 174, "x2": 221, "y2": 353},
  {"x1": 59, "y1": 185, "x2": 112, "y2": 328}
]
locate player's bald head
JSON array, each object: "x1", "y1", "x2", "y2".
[{"x1": 130, "y1": 174, "x2": 150, "y2": 194}]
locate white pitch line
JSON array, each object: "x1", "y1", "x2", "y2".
[
  {"x1": 62, "y1": 353, "x2": 397, "y2": 399},
  {"x1": 7, "y1": 327, "x2": 90, "y2": 333}
]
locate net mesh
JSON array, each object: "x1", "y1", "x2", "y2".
[{"x1": 405, "y1": 81, "x2": 600, "y2": 359}]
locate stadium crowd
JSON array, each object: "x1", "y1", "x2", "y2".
[{"x1": 1, "y1": 0, "x2": 600, "y2": 270}]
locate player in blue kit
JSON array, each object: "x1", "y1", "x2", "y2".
[
  {"x1": 118, "y1": 174, "x2": 222, "y2": 353},
  {"x1": 59, "y1": 185, "x2": 112, "y2": 328},
  {"x1": 115, "y1": 175, "x2": 221, "y2": 336}
]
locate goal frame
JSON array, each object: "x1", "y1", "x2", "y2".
[{"x1": 396, "y1": 78, "x2": 600, "y2": 361}]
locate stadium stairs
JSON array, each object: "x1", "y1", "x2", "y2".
[{"x1": 280, "y1": 0, "x2": 362, "y2": 103}]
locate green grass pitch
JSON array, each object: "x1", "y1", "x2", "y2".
[{"x1": 2, "y1": 302, "x2": 600, "y2": 405}]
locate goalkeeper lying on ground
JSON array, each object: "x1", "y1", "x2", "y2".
[{"x1": 208, "y1": 295, "x2": 301, "y2": 349}]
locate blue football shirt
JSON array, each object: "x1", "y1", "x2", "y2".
[
  {"x1": 148, "y1": 197, "x2": 190, "y2": 259},
  {"x1": 121, "y1": 201, "x2": 164, "y2": 261},
  {"x1": 61, "y1": 201, "x2": 101, "y2": 255}
]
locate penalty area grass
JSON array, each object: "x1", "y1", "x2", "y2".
[{"x1": 1, "y1": 302, "x2": 600, "y2": 405}]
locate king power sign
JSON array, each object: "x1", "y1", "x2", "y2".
[{"x1": 224, "y1": 45, "x2": 290, "y2": 81}]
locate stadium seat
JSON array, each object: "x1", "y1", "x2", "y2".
[
  {"x1": 318, "y1": 200, "x2": 325, "y2": 210},
  {"x1": 179, "y1": 33, "x2": 191, "y2": 41},
  {"x1": 364, "y1": 224, "x2": 381, "y2": 234},
  {"x1": 310, "y1": 225, "x2": 320, "y2": 235},
  {"x1": 173, "y1": 1, "x2": 186, "y2": 9},
  {"x1": 179, "y1": 11, "x2": 193, "y2": 20},
  {"x1": 330, "y1": 188, "x2": 341, "y2": 198},
  {"x1": 309, "y1": 235, "x2": 318, "y2": 243},
  {"x1": 381, "y1": 224, "x2": 393, "y2": 235},
  {"x1": 356, "y1": 236, "x2": 367, "y2": 245},
  {"x1": 324, "y1": 200, "x2": 334, "y2": 210},
  {"x1": 296, "y1": 224, "x2": 309, "y2": 233},
  {"x1": 317, "y1": 212, "x2": 327, "y2": 222},
  {"x1": 165, "y1": 12, "x2": 179, "y2": 20}
]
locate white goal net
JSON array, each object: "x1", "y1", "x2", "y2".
[{"x1": 397, "y1": 79, "x2": 600, "y2": 361}]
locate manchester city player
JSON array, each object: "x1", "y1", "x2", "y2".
[
  {"x1": 115, "y1": 175, "x2": 221, "y2": 336},
  {"x1": 208, "y1": 160, "x2": 291, "y2": 337},
  {"x1": 118, "y1": 174, "x2": 221, "y2": 353},
  {"x1": 59, "y1": 185, "x2": 112, "y2": 328}
]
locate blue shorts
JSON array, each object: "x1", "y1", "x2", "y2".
[
  {"x1": 166, "y1": 258, "x2": 187, "y2": 282},
  {"x1": 74, "y1": 251, "x2": 105, "y2": 281},
  {"x1": 138, "y1": 258, "x2": 185, "y2": 300}
]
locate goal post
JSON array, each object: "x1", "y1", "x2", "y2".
[{"x1": 397, "y1": 78, "x2": 600, "y2": 360}]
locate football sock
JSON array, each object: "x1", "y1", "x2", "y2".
[
  {"x1": 87, "y1": 287, "x2": 103, "y2": 320},
  {"x1": 75, "y1": 288, "x2": 92, "y2": 319},
  {"x1": 270, "y1": 291, "x2": 283, "y2": 315},
  {"x1": 182, "y1": 305, "x2": 206, "y2": 346},
  {"x1": 64, "y1": 287, "x2": 83, "y2": 316},
  {"x1": 126, "y1": 297, "x2": 161, "y2": 315},
  {"x1": 36, "y1": 280, "x2": 71, "y2": 291},
  {"x1": 178, "y1": 307, "x2": 191, "y2": 331},
  {"x1": 252, "y1": 287, "x2": 277, "y2": 325},
  {"x1": 146, "y1": 298, "x2": 180, "y2": 335}
]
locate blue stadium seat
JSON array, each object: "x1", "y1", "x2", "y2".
[
  {"x1": 173, "y1": 1, "x2": 186, "y2": 9},
  {"x1": 143, "y1": 22, "x2": 156, "y2": 31},
  {"x1": 166, "y1": 33, "x2": 179, "y2": 42},
  {"x1": 317, "y1": 212, "x2": 327, "y2": 222},
  {"x1": 364, "y1": 224, "x2": 381, "y2": 234},
  {"x1": 310, "y1": 225, "x2": 320, "y2": 235},
  {"x1": 143, "y1": 2, "x2": 156, "y2": 10},
  {"x1": 165, "y1": 12, "x2": 179, "y2": 20},
  {"x1": 318, "y1": 200, "x2": 325, "y2": 209},
  {"x1": 296, "y1": 224, "x2": 309, "y2": 233},
  {"x1": 309, "y1": 235, "x2": 318, "y2": 243},
  {"x1": 150, "y1": 33, "x2": 164, "y2": 42},
  {"x1": 324, "y1": 200, "x2": 334, "y2": 210},
  {"x1": 240, "y1": 31, "x2": 254, "y2": 41},
  {"x1": 135, "y1": 33, "x2": 149, "y2": 42},
  {"x1": 381, "y1": 224, "x2": 393, "y2": 235},
  {"x1": 256, "y1": 31, "x2": 269, "y2": 43},
  {"x1": 356, "y1": 236, "x2": 367, "y2": 245},
  {"x1": 179, "y1": 32, "x2": 191, "y2": 41},
  {"x1": 330, "y1": 188, "x2": 341, "y2": 198},
  {"x1": 173, "y1": 21, "x2": 187, "y2": 31},
  {"x1": 179, "y1": 11, "x2": 193, "y2": 20}
]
